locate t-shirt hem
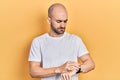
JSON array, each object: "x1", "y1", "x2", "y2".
[
  {"x1": 78, "y1": 51, "x2": 89, "y2": 57},
  {"x1": 28, "y1": 59, "x2": 41, "y2": 62}
]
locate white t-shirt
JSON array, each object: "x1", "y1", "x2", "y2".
[{"x1": 28, "y1": 32, "x2": 89, "y2": 80}]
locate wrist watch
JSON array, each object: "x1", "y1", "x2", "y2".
[{"x1": 76, "y1": 68, "x2": 82, "y2": 74}]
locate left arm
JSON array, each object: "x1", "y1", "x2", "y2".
[
  {"x1": 79, "y1": 53, "x2": 95, "y2": 73},
  {"x1": 61, "y1": 54, "x2": 95, "y2": 80}
]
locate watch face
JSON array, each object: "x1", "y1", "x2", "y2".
[{"x1": 76, "y1": 68, "x2": 81, "y2": 74}]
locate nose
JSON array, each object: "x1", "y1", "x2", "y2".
[{"x1": 60, "y1": 22, "x2": 66, "y2": 28}]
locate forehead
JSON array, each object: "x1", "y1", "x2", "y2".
[
  {"x1": 54, "y1": 14, "x2": 68, "y2": 20},
  {"x1": 51, "y1": 12, "x2": 68, "y2": 21},
  {"x1": 51, "y1": 7, "x2": 68, "y2": 20}
]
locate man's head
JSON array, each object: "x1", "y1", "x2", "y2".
[{"x1": 47, "y1": 3, "x2": 68, "y2": 35}]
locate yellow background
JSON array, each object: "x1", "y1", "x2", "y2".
[{"x1": 0, "y1": 0, "x2": 120, "y2": 80}]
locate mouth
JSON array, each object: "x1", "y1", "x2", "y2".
[
  {"x1": 59, "y1": 28, "x2": 65, "y2": 31},
  {"x1": 59, "y1": 27, "x2": 65, "y2": 30},
  {"x1": 59, "y1": 28, "x2": 64, "y2": 30}
]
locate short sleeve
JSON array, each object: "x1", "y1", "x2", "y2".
[
  {"x1": 28, "y1": 38, "x2": 41, "y2": 62},
  {"x1": 76, "y1": 36, "x2": 89, "y2": 57}
]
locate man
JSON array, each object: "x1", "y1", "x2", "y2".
[{"x1": 28, "y1": 3, "x2": 95, "y2": 80}]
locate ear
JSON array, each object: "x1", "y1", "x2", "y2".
[{"x1": 47, "y1": 17, "x2": 51, "y2": 24}]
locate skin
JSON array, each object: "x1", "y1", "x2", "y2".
[
  {"x1": 29, "y1": 3, "x2": 95, "y2": 80},
  {"x1": 47, "y1": 3, "x2": 68, "y2": 37}
]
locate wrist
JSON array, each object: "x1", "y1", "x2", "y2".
[{"x1": 55, "y1": 67, "x2": 61, "y2": 74}]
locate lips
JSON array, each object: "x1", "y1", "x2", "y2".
[
  {"x1": 59, "y1": 29, "x2": 65, "y2": 31},
  {"x1": 58, "y1": 27, "x2": 65, "y2": 29}
]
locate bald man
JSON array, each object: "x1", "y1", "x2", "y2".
[{"x1": 28, "y1": 3, "x2": 95, "y2": 80}]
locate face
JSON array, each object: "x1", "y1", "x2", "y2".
[
  {"x1": 50, "y1": 17, "x2": 68, "y2": 34},
  {"x1": 48, "y1": 9, "x2": 68, "y2": 35}
]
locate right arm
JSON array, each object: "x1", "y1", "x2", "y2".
[
  {"x1": 29, "y1": 61, "x2": 80, "y2": 78},
  {"x1": 29, "y1": 61, "x2": 59, "y2": 78}
]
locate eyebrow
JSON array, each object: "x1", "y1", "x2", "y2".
[{"x1": 56, "y1": 19, "x2": 68, "y2": 22}]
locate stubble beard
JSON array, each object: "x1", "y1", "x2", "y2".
[{"x1": 51, "y1": 24, "x2": 65, "y2": 35}]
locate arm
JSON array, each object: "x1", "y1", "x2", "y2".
[
  {"x1": 61, "y1": 54, "x2": 95, "y2": 80},
  {"x1": 79, "y1": 54, "x2": 95, "y2": 73},
  {"x1": 29, "y1": 61, "x2": 59, "y2": 78},
  {"x1": 29, "y1": 61, "x2": 80, "y2": 78}
]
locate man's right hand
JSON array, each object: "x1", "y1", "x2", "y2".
[
  {"x1": 61, "y1": 70, "x2": 77, "y2": 80},
  {"x1": 55, "y1": 61, "x2": 80, "y2": 74}
]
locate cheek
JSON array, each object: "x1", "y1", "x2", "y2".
[
  {"x1": 55, "y1": 23, "x2": 61, "y2": 27},
  {"x1": 52, "y1": 22, "x2": 60, "y2": 27},
  {"x1": 64, "y1": 23, "x2": 67, "y2": 26}
]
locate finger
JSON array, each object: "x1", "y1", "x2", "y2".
[
  {"x1": 69, "y1": 70, "x2": 77, "y2": 76},
  {"x1": 65, "y1": 73, "x2": 69, "y2": 80},
  {"x1": 68, "y1": 73, "x2": 72, "y2": 80},
  {"x1": 67, "y1": 61, "x2": 80, "y2": 68},
  {"x1": 70, "y1": 63, "x2": 80, "y2": 68},
  {"x1": 67, "y1": 65, "x2": 80, "y2": 71},
  {"x1": 61, "y1": 74, "x2": 64, "y2": 80},
  {"x1": 61, "y1": 73, "x2": 66, "y2": 80}
]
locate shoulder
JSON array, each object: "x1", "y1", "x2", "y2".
[
  {"x1": 32, "y1": 33, "x2": 47, "y2": 43},
  {"x1": 66, "y1": 32, "x2": 82, "y2": 41}
]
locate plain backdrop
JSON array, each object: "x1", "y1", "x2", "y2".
[{"x1": 0, "y1": 0, "x2": 120, "y2": 80}]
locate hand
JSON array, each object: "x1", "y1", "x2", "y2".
[
  {"x1": 55, "y1": 61, "x2": 80, "y2": 74},
  {"x1": 61, "y1": 72, "x2": 71, "y2": 80},
  {"x1": 61, "y1": 70, "x2": 77, "y2": 80},
  {"x1": 60, "y1": 61, "x2": 80, "y2": 73}
]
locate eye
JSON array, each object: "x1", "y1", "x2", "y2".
[
  {"x1": 56, "y1": 20, "x2": 62, "y2": 23},
  {"x1": 64, "y1": 20, "x2": 68, "y2": 23}
]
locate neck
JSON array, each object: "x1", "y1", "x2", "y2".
[{"x1": 48, "y1": 32, "x2": 64, "y2": 37}]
